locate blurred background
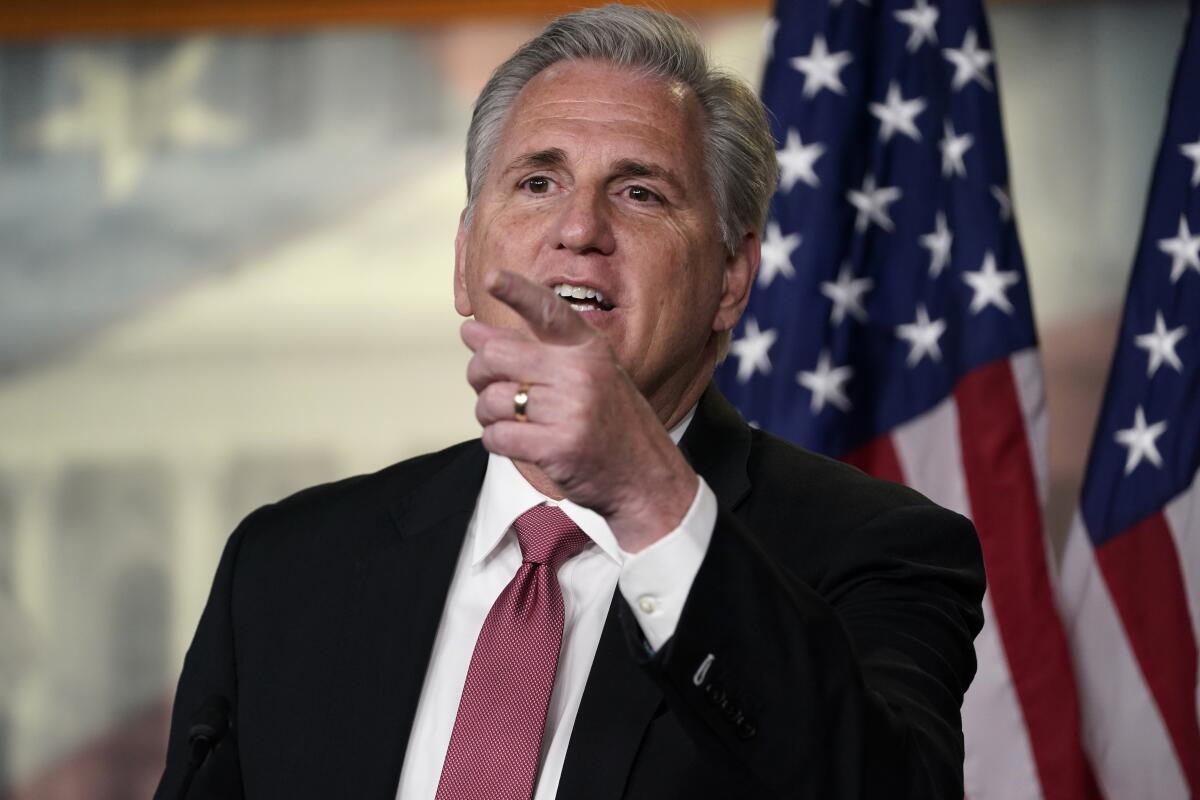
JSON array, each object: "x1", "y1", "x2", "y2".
[{"x1": 0, "y1": 0, "x2": 1189, "y2": 796}]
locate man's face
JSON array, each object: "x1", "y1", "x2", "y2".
[{"x1": 454, "y1": 59, "x2": 757, "y2": 421}]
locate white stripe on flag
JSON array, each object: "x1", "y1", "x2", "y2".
[
  {"x1": 963, "y1": 592, "x2": 1042, "y2": 800},
  {"x1": 1059, "y1": 515, "x2": 1187, "y2": 799},
  {"x1": 1010, "y1": 349, "x2": 1049, "y2": 510},
  {"x1": 1164, "y1": 470, "x2": 1200, "y2": 654},
  {"x1": 892, "y1": 397, "x2": 969, "y2": 517},
  {"x1": 891, "y1": 397, "x2": 1042, "y2": 800},
  {"x1": 1009, "y1": 350, "x2": 1065, "y2": 617}
]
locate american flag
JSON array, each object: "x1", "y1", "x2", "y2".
[
  {"x1": 1057, "y1": 3, "x2": 1200, "y2": 798},
  {"x1": 715, "y1": 1, "x2": 1098, "y2": 796}
]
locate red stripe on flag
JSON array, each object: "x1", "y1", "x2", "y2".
[
  {"x1": 1094, "y1": 512, "x2": 1200, "y2": 795},
  {"x1": 841, "y1": 432, "x2": 905, "y2": 484},
  {"x1": 954, "y1": 359, "x2": 1099, "y2": 799}
]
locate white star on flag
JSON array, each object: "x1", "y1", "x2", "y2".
[
  {"x1": 869, "y1": 81, "x2": 927, "y2": 143},
  {"x1": 939, "y1": 120, "x2": 974, "y2": 178},
  {"x1": 759, "y1": 221, "x2": 801, "y2": 287},
  {"x1": 777, "y1": 128, "x2": 825, "y2": 191},
  {"x1": 790, "y1": 35, "x2": 854, "y2": 98},
  {"x1": 797, "y1": 350, "x2": 854, "y2": 412},
  {"x1": 920, "y1": 211, "x2": 954, "y2": 277},
  {"x1": 729, "y1": 317, "x2": 778, "y2": 383},
  {"x1": 1181, "y1": 135, "x2": 1200, "y2": 188},
  {"x1": 943, "y1": 28, "x2": 994, "y2": 92},
  {"x1": 962, "y1": 251, "x2": 1020, "y2": 314},
  {"x1": 1158, "y1": 214, "x2": 1200, "y2": 282},
  {"x1": 847, "y1": 174, "x2": 902, "y2": 233},
  {"x1": 1134, "y1": 311, "x2": 1187, "y2": 377},
  {"x1": 820, "y1": 263, "x2": 874, "y2": 325},
  {"x1": 896, "y1": 304, "x2": 947, "y2": 366},
  {"x1": 991, "y1": 185, "x2": 1013, "y2": 221},
  {"x1": 1114, "y1": 405, "x2": 1168, "y2": 475},
  {"x1": 894, "y1": 0, "x2": 939, "y2": 53}
]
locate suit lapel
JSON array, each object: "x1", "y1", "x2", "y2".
[
  {"x1": 557, "y1": 384, "x2": 752, "y2": 799},
  {"x1": 320, "y1": 441, "x2": 488, "y2": 798},
  {"x1": 679, "y1": 384, "x2": 753, "y2": 511},
  {"x1": 554, "y1": 589, "x2": 663, "y2": 800}
]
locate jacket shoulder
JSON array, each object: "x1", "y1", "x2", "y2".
[
  {"x1": 274, "y1": 440, "x2": 477, "y2": 513},
  {"x1": 737, "y1": 428, "x2": 981, "y2": 601},
  {"x1": 743, "y1": 427, "x2": 945, "y2": 527},
  {"x1": 232, "y1": 439, "x2": 483, "y2": 551}
]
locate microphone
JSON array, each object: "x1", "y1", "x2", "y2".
[{"x1": 177, "y1": 694, "x2": 231, "y2": 800}]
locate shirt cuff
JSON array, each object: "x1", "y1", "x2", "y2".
[{"x1": 617, "y1": 476, "x2": 717, "y2": 653}]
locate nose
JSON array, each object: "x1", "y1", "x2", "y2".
[{"x1": 553, "y1": 186, "x2": 616, "y2": 256}]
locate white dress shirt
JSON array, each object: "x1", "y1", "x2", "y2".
[{"x1": 396, "y1": 412, "x2": 718, "y2": 799}]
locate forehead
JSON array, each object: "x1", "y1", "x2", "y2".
[{"x1": 496, "y1": 59, "x2": 706, "y2": 175}]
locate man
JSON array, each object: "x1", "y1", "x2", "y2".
[{"x1": 156, "y1": 6, "x2": 985, "y2": 799}]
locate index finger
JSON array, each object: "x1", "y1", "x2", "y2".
[{"x1": 487, "y1": 270, "x2": 593, "y2": 345}]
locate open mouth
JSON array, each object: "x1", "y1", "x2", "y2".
[{"x1": 553, "y1": 282, "x2": 615, "y2": 312}]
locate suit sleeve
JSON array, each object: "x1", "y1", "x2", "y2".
[
  {"x1": 619, "y1": 502, "x2": 986, "y2": 799},
  {"x1": 153, "y1": 514, "x2": 253, "y2": 800}
]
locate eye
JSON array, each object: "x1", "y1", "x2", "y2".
[
  {"x1": 625, "y1": 185, "x2": 661, "y2": 203},
  {"x1": 521, "y1": 175, "x2": 552, "y2": 194}
]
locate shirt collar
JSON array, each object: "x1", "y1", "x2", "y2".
[{"x1": 469, "y1": 403, "x2": 697, "y2": 568}]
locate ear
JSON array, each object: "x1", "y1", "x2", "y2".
[
  {"x1": 453, "y1": 208, "x2": 473, "y2": 318},
  {"x1": 712, "y1": 229, "x2": 760, "y2": 336}
]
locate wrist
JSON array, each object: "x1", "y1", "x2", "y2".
[{"x1": 607, "y1": 458, "x2": 698, "y2": 553}]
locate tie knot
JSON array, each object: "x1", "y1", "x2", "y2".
[{"x1": 513, "y1": 505, "x2": 590, "y2": 569}]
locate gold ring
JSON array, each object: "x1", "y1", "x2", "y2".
[{"x1": 513, "y1": 382, "x2": 531, "y2": 422}]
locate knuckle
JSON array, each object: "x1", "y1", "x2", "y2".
[
  {"x1": 486, "y1": 382, "x2": 511, "y2": 408},
  {"x1": 561, "y1": 427, "x2": 587, "y2": 462},
  {"x1": 468, "y1": 366, "x2": 493, "y2": 393},
  {"x1": 477, "y1": 389, "x2": 498, "y2": 416},
  {"x1": 482, "y1": 424, "x2": 504, "y2": 451},
  {"x1": 570, "y1": 398, "x2": 590, "y2": 423},
  {"x1": 466, "y1": 354, "x2": 485, "y2": 379},
  {"x1": 479, "y1": 338, "x2": 502, "y2": 364},
  {"x1": 576, "y1": 367, "x2": 599, "y2": 395}
]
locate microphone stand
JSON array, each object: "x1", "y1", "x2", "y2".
[{"x1": 177, "y1": 695, "x2": 230, "y2": 800}]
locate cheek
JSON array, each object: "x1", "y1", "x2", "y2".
[
  {"x1": 462, "y1": 216, "x2": 545, "y2": 327},
  {"x1": 621, "y1": 229, "x2": 717, "y2": 327},
  {"x1": 676, "y1": 239, "x2": 725, "y2": 305},
  {"x1": 478, "y1": 207, "x2": 547, "y2": 266}
]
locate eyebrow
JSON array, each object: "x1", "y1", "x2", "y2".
[{"x1": 504, "y1": 148, "x2": 568, "y2": 175}]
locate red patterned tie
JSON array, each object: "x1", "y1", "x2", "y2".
[{"x1": 434, "y1": 504, "x2": 592, "y2": 800}]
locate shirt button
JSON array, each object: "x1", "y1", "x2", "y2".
[{"x1": 637, "y1": 595, "x2": 658, "y2": 614}]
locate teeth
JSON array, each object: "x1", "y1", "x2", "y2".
[{"x1": 554, "y1": 283, "x2": 606, "y2": 304}]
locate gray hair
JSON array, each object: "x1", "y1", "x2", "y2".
[{"x1": 463, "y1": 4, "x2": 777, "y2": 256}]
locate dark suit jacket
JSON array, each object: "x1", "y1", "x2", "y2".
[{"x1": 155, "y1": 385, "x2": 985, "y2": 799}]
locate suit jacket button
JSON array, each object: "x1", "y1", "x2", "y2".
[{"x1": 737, "y1": 720, "x2": 757, "y2": 740}]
